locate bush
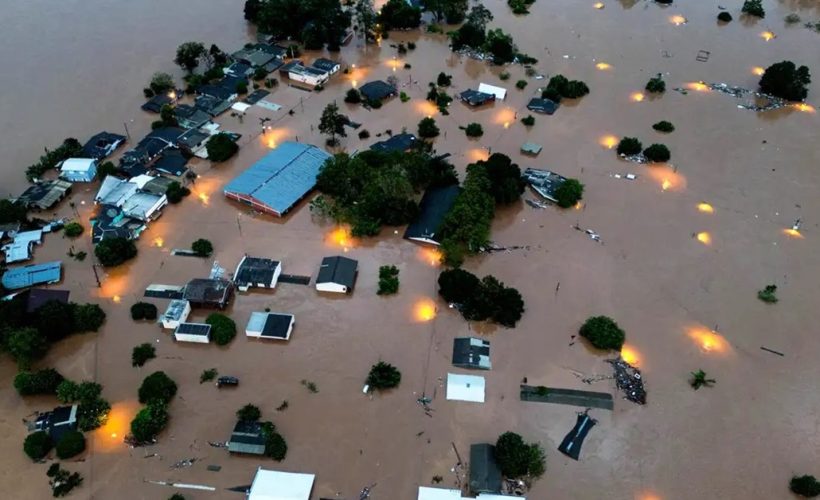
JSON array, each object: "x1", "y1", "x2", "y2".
[
  {"x1": 407, "y1": 42, "x2": 416, "y2": 50},
  {"x1": 72, "y1": 303, "x2": 106, "y2": 332},
  {"x1": 717, "y1": 11, "x2": 732, "y2": 22},
  {"x1": 237, "y1": 404, "x2": 261, "y2": 421},
  {"x1": 521, "y1": 115, "x2": 535, "y2": 127},
  {"x1": 758, "y1": 284, "x2": 778, "y2": 303},
  {"x1": 95, "y1": 237, "x2": 137, "y2": 267},
  {"x1": 191, "y1": 238, "x2": 214, "y2": 257},
  {"x1": 150, "y1": 72, "x2": 175, "y2": 94},
  {"x1": 344, "y1": 88, "x2": 362, "y2": 104},
  {"x1": 791, "y1": 475, "x2": 820, "y2": 497},
  {"x1": 200, "y1": 368, "x2": 217, "y2": 383},
  {"x1": 24, "y1": 431, "x2": 53, "y2": 461},
  {"x1": 652, "y1": 121, "x2": 675, "y2": 133},
  {"x1": 554, "y1": 178, "x2": 584, "y2": 209},
  {"x1": 253, "y1": 67, "x2": 268, "y2": 80},
  {"x1": 643, "y1": 144, "x2": 671, "y2": 163},
  {"x1": 138, "y1": 371, "x2": 177, "y2": 404},
  {"x1": 97, "y1": 161, "x2": 118, "y2": 180},
  {"x1": 465, "y1": 123, "x2": 484, "y2": 137},
  {"x1": 785, "y1": 13, "x2": 801, "y2": 25},
  {"x1": 579, "y1": 316, "x2": 625, "y2": 351},
  {"x1": 358, "y1": 129, "x2": 371, "y2": 140},
  {"x1": 742, "y1": 0, "x2": 765, "y2": 18},
  {"x1": 261, "y1": 421, "x2": 288, "y2": 460},
  {"x1": 206, "y1": 133, "x2": 238, "y2": 162},
  {"x1": 57, "y1": 380, "x2": 102, "y2": 404},
  {"x1": 418, "y1": 117, "x2": 440, "y2": 138},
  {"x1": 759, "y1": 61, "x2": 812, "y2": 101},
  {"x1": 6, "y1": 327, "x2": 49, "y2": 369},
  {"x1": 132, "y1": 343, "x2": 156, "y2": 367},
  {"x1": 377, "y1": 265, "x2": 400, "y2": 295},
  {"x1": 499, "y1": 72, "x2": 510, "y2": 81},
  {"x1": 55, "y1": 430, "x2": 86, "y2": 459},
  {"x1": 63, "y1": 222, "x2": 84, "y2": 238},
  {"x1": 516, "y1": 79, "x2": 528, "y2": 90},
  {"x1": 130, "y1": 302, "x2": 158, "y2": 321},
  {"x1": 14, "y1": 369, "x2": 64, "y2": 396},
  {"x1": 645, "y1": 75, "x2": 666, "y2": 94},
  {"x1": 399, "y1": 91, "x2": 410, "y2": 103},
  {"x1": 206, "y1": 313, "x2": 237, "y2": 345},
  {"x1": 495, "y1": 431, "x2": 546, "y2": 478},
  {"x1": 77, "y1": 397, "x2": 111, "y2": 431},
  {"x1": 545, "y1": 74, "x2": 589, "y2": 99},
  {"x1": 616, "y1": 137, "x2": 643, "y2": 156},
  {"x1": 169, "y1": 495, "x2": 186, "y2": 500},
  {"x1": 25, "y1": 138, "x2": 84, "y2": 181},
  {"x1": 438, "y1": 269, "x2": 525, "y2": 327},
  {"x1": 508, "y1": 0, "x2": 532, "y2": 15},
  {"x1": 437, "y1": 72, "x2": 452, "y2": 87},
  {"x1": 541, "y1": 87, "x2": 562, "y2": 103},
  {"x1": 367, "y1": 361, "x2": 402, "y2": 389},
  {"x1": 48, "y1": 463, "x2": 84, "y2": 497},
  {"x1": 130, "y1": 401, "x2": 169, "y2": 443},
  {"x1": 166, "y1": 181, "x2": 191, "y2": 204}
]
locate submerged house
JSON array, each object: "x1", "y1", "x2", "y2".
[
  {"x1": 95, "y1": 176, "x2": 138, "y2": 207},
  {"x1": 522, "y1": 168, "x2": 569, "y2": 203},
  {"x1": 25, "y1": 288, "x2": 70, "y2": 313},
  {"x1": 121, "y1": 192, "x2": 167, "y2": 221},
  {"x1": 369, "y1": 133, "x2": 418, "y2": 153},
  {"x1": 233, "y1": 256, "x2": 282, "y2": 292},
  {"x1": 477, "y1": 83, "x2": 507, "y2": 100},
  {"x1": 174, "y1": 104, "x2": 212, "y2": 130},
  {"x1": 195, "y1": 94, "x2": 233, "y2": 117},
  {"x1": 173, "y1": 322, "x2": 211, "y2": 343},
  {"x1": 312, "y1": 58, "x2": 341, "y2": 75},
  {"x1": 527, "y1": 97, "x2": 559, "y2": 115},
  {"x1": 182, "y1": 278, "x2": 233, "y2": 309},
  {"x1": 152, "y1": 149, "x2": 190, "y2": 182},
  {"x1": 59, "y1": 158, "x2": 97, "y2": 182},
  {"x1": 452, "y1": 337, "x2": 491, "y2": 370},
  {"x1": 2, "y1": 230, "x2": 43, "y2": 264},
  {"x1": 232, "y1": 43, "x2": 285, "y2": 71},
  {"x1": 359, "y1": 80, "x2": 398, "y2": 103},
  {"x1": 245, "y1": 312, "x2": 295, "y2": 340},
  {"x1": 33, "y1": 405, "x2": 78, "y2": 441},
  {"x1": 459, "y1": 89, "x2": 496, "y2": 107},
  {"x1": 90, "y1": 205, "x2": 146, "y2": 243},
  {"x1": 17, "y1": 180, "x2": 72, "y2": 210},
  {"x1": 161, "y1": 299, "x2": 191, "y2": 330},
  {"x1": 247, "y1": 468, "x2": 315, "y2": 500},
  {"x1": 469, "y1": 444, "x2": 503, "y2": 495},
  {"x1": 82, "y1": 132, "x2": 126, "y2": 159},
  {"x1": 141, "y1": 94, "x2": 173, "y2": 113},
  {"x1": 403, "y1": 185, "x2": 460, "y2": 245},
  {"x1": 316, "y1": 256, "x2": 358, "y2": 294},
  {"x1": 228, "y1": 420, "x2": 266, "y2": 455}
]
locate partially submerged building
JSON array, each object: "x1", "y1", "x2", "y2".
[
  {"x1": 174, "y1": 104, "x2": 212, "y2": 130},
  {"x1": 121, "y1": 192, "x2": 167, "y2": 221},
  {"x1": 161, "y1": 299, "x2": 191, "y2": 329},
  {"x1": 182, "y1": 278, "x2": 233, "y2": 309},
  {"x1": 245, "y1": 311, "x2": 295, "y2": 340},
  {"x1": 469, "y1": 444, "x2": 503, "y2": 495},
  {"x1": 369, "y1": 133, "x2": 418, "y2": 153},
  {"x1": 25, "y1": 288, "x2": 70, "y2": 313},
  {"x1": 223, "y1": 142, "x2": 331, "y2": 217},
  {"x1": 459, "y1": 89, "x2": 496, "y2": 107},
  {"x1": 359, "y1": 80, "x2": 398, "y2": 103},
  {"x1": 316, "y1": 256, "x2": 358, "y2": 294},
  {"x1": 173, "y1": 322, "x2": 211, "y2": 343},
  {"x1": 2, "y1": 261, "x2": 62, "y2": 290},
  {"x1": 59, "y1": 158, "x2": 97, "y2": 182},
  {"x1": 16, "y1": 180, "x2": 72, "y2": 210},
  {"x1": 452, "y1": 337, "x2": 491, "y2": 370},
  {"x1": 403, "y1": 185, "x2": 460, "y2": 246},
  {"x1": 522, "y1": 168, "x2": 569, "y2": 203},
  {"x1": 2, "y1": 230, "x2": 43, "y2": 264},
  {"x1": 247, "y1": 468, "x2": 315, "y2": 500},
  {"x1": 285, "y1": 63, "x2": 330, "y2": 88},
  {"x1": 228, "y1": 420, "x2": 266, "y2": 455},
  {"x1": 232, "y1": 43, "x2": 285, "y2": 71},
  {"x1": 33, "y1": 405, "x2": 78, "y2": 441},
  {"x1": 141, "y1": 94, "x2": 173, "y2": 113},
  {"x1": 95, "y1": 176, "x2": 138, "y2": 207},
  {"x1": 527, "y1": 97, "x2": 559, "y2": 115},
  {"x1": 312, "y1": 58, "x2": 341, "y2": 75},
  {"x1": 477, "y1": 83, "x2": 507, "y2": 100},
  {"x1": 90, "y1": 205, "x2": 146, "y2": 243},
  {"x1": 446, "y1": 373, "x2": 486, "y2": 403},
  {"x1": 82, "y1": 132, "x2": 126, "y2": 159},
  {"x1": 520, "y1": 142, "x2": 542, "y2": 156},
  {"x1": 233, "y1": 256, "x2": 282, "y2": 292}
]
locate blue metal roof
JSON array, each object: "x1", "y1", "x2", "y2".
[
  {"x1": 2, "y1": 261, "x2": 62, "y2": 290},
  {"x1": 223, "y1": 142, "x2": 331, "y2": 215}
]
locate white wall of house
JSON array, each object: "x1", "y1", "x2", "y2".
[
  {"x1": 174, "y1": 331, "x2": 210, "y2": 343},
  {"x1": 161, "y1": 300, "x2": 191, "y2": 330},
  {"x1": 60, "y1": 158, "x2": 98, "y2": 182},
  {"x1": 288, "y1": 70, "x2": 329, "y2": 87},
  {"x1": 316, "y1": 282, "x2": 348, "y2": 294}
]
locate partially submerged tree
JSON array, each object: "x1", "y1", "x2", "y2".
[
  {"x1": 237, "y1": 404, "x2": 262, "y2": 422},
  {"x1": 130, "y1": 401, "x2": 169, "y2": 443},
  {"x1": 6, "y1": 327, "x2": 49, "y2": 369},
  {"x1": 791, "y1": 475, "x2": 820, "y2": 498},
  {"x1": 741, "y1": 0, "x2": 765, "y2": 18},
  {"x1": 377, "y1": 265, "x2": 400, "y2": 295},
  {"x1": 24, "y1": 431, "x2": 53, "y2": 461},
  {"x1": 645, "y1": 74, "x2": 666, "y2": 94},
  {"x1": 206, "y1": 313, "x2": 237, "y2": 345},
  {"x1": 418, "y1": 117, "x2": 441, "y2": 138},
  {"x1": 616, "y1": 137, "x2": 643, "y2": 156},
  {"x1": 521, "y1": 115, "x2": 535, "y2": 126},
  {"x1": 437, "y1": 72, "x2": 452, "y2": 87},
  {"x1": 378, "y1": 0, "x2": 422, "y2": 31},
  {"x1": 759, "y1": 61, "x2": 811, "y2": 101},
  {"x1": 757, "y1": 284, "x2": 778, "y2": 303},
  {"x1": 206, "y1": 133, "x2": 239, "y2": 162},
  {"x1": 261, "y1": 421, "x2": 288, "y2": 460},
  {"x1": 174, "y1": 42, "x2": 207, "y2": 72},
  {"x1": 494, "y1": 431, "x2": 546, "y2": 478},
  {"x1": 131, "y1": 302, "x2": 158, "y2": 321},
  {"x1": 643, "y1": 144, "x2": 671, "y2": 163},
  {"x1": 464, "y1": 123, "x2": 484, "y2": 137},
  {"x1": 717, "y1": 11, "x2": 733, "y2": 23},
  {"x1": 149, "y1": 72, "x2": 175, "y2": 95},
  {"x1": 355, "y1": 0, "x2": 378, "y2": 41},
  {"x1": 484, "y1": 28, "x2": 516, "y2": 64},
  {"x1": 543, "y1": 74, "x2": 589, "y2": 100},
  {"x1": 437, "y1": 269, "x2": 525, "y2": 327},
  {"x1": 554, "y1": 178, "x2": 584, "y2": 208},
  {"x1": 689, "y1": 369, "x2": 716, "y2": 390},
  {"x1": 138, "y1": 371, "x2": 178, "y2": 404},
  {"x1": 63, "y1": 222, "x2": 84, "y2": 238},
  {"x1": 191, "y1": 238, "x2": 214, "y2": 257},
  {"x1": 14, "y1": 369, "x2": 64, "y2": 396},
  {"x1": 166, "y1": 181, "x2": 190, "y2": 204},
  {"x1": 345, "y1": 88, "x2": 362, "y2": 104},
  {"x1": 319, "y1": 102, "x2": 347, "y2": 146},
  {"x1": 367, "y1": 361, "x2": 402, "y2": 389},
  {"x1": 652, "y1": 121, "x2": 675, "y2": 133},
  {"x1": 132, "y1": 343, "x2": 156, "y2": 367},
  {"x1": 55, "y1": 430, "x2": 86, "y2": 459},
  {"x1": 94, "y1": 237, "x2": 137, "y2": 267},
  {"x1": 579, "y1": 315, "x2": 625, "y2": 351}
]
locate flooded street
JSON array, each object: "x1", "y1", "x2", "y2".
[{"x1": 1, "y1": 0, "x2": 820, "y2": 499}]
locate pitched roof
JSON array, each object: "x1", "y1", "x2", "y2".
[
  {"x1": 359, "y1": 80, "x2": 397, "y2": 102},
  {"x1": 141, "y1": 94, "x2": 173, "y2": 113},
  {"x1": 153, "y1": 150, "x2": 189, "y2": 177},
  {"x1": 174, "y1": 104, "x2": 212, "y2": 130},
  {"x1": 223, "y1": 142, "x2": 331, "y2": 216},
  {"x1": 522, "y1": 168, "x2": 568, "y2": 203},
  {"x1": 26, "y1": 289, "x2": 70, "y2": 313},
  {"x1": 82, "y1": 132, "x2": 126, "y2": 159},
  {"x1": 2, "y1": 261, "x2": 62, "y2": 290},
  {"x1": 459, "y1": 89, "x2": 495, "y2": 106},
  {"x1": 60, "y1": 158, "x2": 96, "y2": 173},
  {"x1": 369, "y1": 133, "x2": 418, "y2": 153},
  {"x1": 312, "y1": 58, "x2": 339, "y2": 72},
  {"x1": 527, "y1": 97, "x2": 559, "y2": 115},
  {"x1": 183, "y1": 278, "x2": 233, "y2": 306},
  {"x1": 403, "y1": 185, "x2": 460, "y2": 244},
  {"x1": 95, "y1": 176, "x2": 138, "y2": 207},
  {"x1": 17, "y1": 180, "x2": 72, "y2": 210},
  {"x1": 234, "y1": 256, "x2": 281, "y2": 289},
  {"x1": 197, "y1": 84, "x2": 235, "y2": 101},
  {"x1": 228, "y1": 420, "x2": 266, "y2": 455},
  {"x1": 195, "y1": 94, "x2": 232, "y2": 117},
  {"x1": 316, "y1": 256, "x2": 358, "y2": 288},
  {"x1": 90, "y1": 205, "x2": 146, "y2": 243},
  {"x1": 162, "y1": 299, "x2": 190, "y2": 322},
  {"x1": 469, "y1": 444, "x2": 502, "y2": 493}
]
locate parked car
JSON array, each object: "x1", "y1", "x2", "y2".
[{"x1": 216, "y1": 376, "x2": 239, "y2": 388}]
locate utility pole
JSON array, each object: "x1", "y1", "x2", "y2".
[
  {"x1": 92, "y1": 264, "x2": 101, "y2": 288},
  {"x1": 123, "y1": 122, "x2": 131, "y2": 140}
]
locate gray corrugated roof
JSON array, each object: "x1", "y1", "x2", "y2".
[
  {"x1": 317, "y1": 256, "x2": 358, "y2": 288},
  {"x1": 223, "y1": 142, "x2": 331, "y2": 215},
  {"x1": 469, "y1": 444, "x2": 502, "y2": 493}
]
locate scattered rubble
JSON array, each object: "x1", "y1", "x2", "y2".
[{"x1": 606, "y1": 358, "x2": 647, "y2": 405}]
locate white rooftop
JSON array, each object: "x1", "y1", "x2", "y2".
[
  {"x1": 446, "y1": 373, "x2": 486, "y2": 403},
  {"x1": 129, "y1": 174, "x2": 158, "y2": 189},
  {"x1": 61, "y1": 158, "x2": 96, "y2": 172},
  {"x1": 163, "y1": 300, "x2": 190, "y2": 321},
  {"x1": 478, "y1": 83, "x2": 507, "y2": 100},
  {"x1": 417, "y1": 487, "x2": 468, "y2": 500},
  {"x1": 477, "y1": 494, "x2": 527, "y2": 500},
  {"x1": 96, "y1": 176, "x2": 138, "y2": 207},
  {"x1": 248, "y1": 468, "x2": 315, "y2": 500}
]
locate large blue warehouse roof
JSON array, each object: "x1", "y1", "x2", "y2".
[
  {"x1": 223, "y1": 142, "x2": 331, "y2": 216},
  {"x1": 2, "y1": 261, "x2": 62, "y2": 290}
]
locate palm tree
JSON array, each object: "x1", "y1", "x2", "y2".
[{"x1": 690, "y1": 370, "x2": 716, "y2": 390}]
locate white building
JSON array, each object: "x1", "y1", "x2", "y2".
[
  {"x1": 288, "y1": 65, "x2": 330, "y2": 88},
  {"x1": 478, "y1": 83, "x2": 507, "y2": 101},
  {"x1": 315, "y1": 256, "x2": 358, "y2": 294},
  {"x1": 248, "y1": 468, "x2": 315, "y2": 500},
  {"x1": 1, "y1": 229, "x2": 43, "y2": 263},
  {"x1": 416, "y1": 487, "x2": 524, "y2": 500},
  {"x1": 246, "y1": 312, "x2": 295, "y2": 340},
  {"x1": 95, "y1": 176, "x2": 138, "y2": 207},
  {"x1": 121, "y1": 192, "x2": 168, "y2": 221},
  {"x1": 59, "y1": 158, "x2": 97, "y2": 182},
  {"x1": 173, "y1": 322, "x2": 211, "y2": 343},
  {"x1": 161, "y1": 300, "x2": 191, "y2": 330},
  {"x1": 233, "y1": 256, "x2": 282, "y2": 292},
  {"x1": 446, "y1": 373, "x2": 486, "y2": 403}
]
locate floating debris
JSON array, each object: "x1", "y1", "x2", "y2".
[
  {"x1": 606, "y1": 358, "x2": 647, "y2": 405},
  {"x1": 689, "y1": 81, "x2": 791, "y2": 112},
  {"x1": 526, "y1": 199, "x2": 548, "y2": 209},
  {"x1": 170, "y1": 457, "x2": 199, "y2": 470}
]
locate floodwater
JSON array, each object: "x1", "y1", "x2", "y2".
[{"x1": 1, "y1": 0, "x2": 820, "y2": 499}]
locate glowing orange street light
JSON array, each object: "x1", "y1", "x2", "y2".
[
  {"x1": 620, "y1": 344, "x2": 641, "y2": 366},
  {"x1": 593, "y1": 2, "x2": 604, "y2": 9},
  {"x1": 696, "y1": 232, "x2": 711, "y2": 245},
  {"x1": 783, "y1": 228, "x2": 804, "y2": 239},
  {"x1": 697, "y1": 202, "x2": 714, "y2": 214},
  {"x1": 686, "y1": 82, "x2": 709, "y2": 92},
  {"x1": 414, "y1": 299, "x2": 437, "y2": 322},
  {"x1": 669, "y1": 15, "x2": 687, "y2": 25},
  {"x1": 752, "y1": 66, "x2": 765, "y2": 76},
  {"x1": 113, "y1": 295, "x2": 122, "y2": 303},
  {"x1": 631, "y1": 92, "x2": 645, "y2": 102},
  {"x1": 418, "y1": 247, "x2": 443, "y2": 267},
  {"x1": 600, "y1": 135, "x2": 618, "y2": 149},
  {"x1": 793, "y1": 103, "x2": 815, "y2": 113},
  {"x1": 760, "y1": 31, "x2": 775, "y2": 41},
  {"x1": 686, "y1": 327, "x2": 730, "y2": 354},
  {"x1": 661, "y1": 179, "x2": 672, "y2": 191},
  {"x1": 153, "y1": 237, "x2": 164, "y2": 248},
  {"x1": 595, "y1": 62, "x2": 612, "y2": 71}
]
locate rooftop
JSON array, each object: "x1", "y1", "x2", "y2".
[
  {"x1": 223, "y1": 142, "x2": 331, "y2": 216},
  {"x1": 153, "y1": 149, "x2": 189, "y2": 177},
  {"x1": 17, "y1": 180, "x2": 72, "y2": 210},
  {"x1": 359, "y1": 80, "x2": 397, "y2": 102},
  {"x1": 95, "y1": 176, "x2": 138, "y2": 207},
  {"x1": 228, "y1": 420, "x2": 266, "y2": 455},
  {"x1": 452, "y1": 337, "x2": 491, "y2": 370},
  {"x1": 234, "y1": 256, "x2": 281, "y2": 290},
  {"x1": 2, "y1": 261, "x2": 62, "y2": 290},
  {"x1": 122, "y1": 192, "x2": 165, "y2": 221},
  {"x1": 195, "y1": 94, "x2": 232, "y2": 117},
  {"x1": 246, "y1": 312, "x2": 294, "y2": 340},
  {"x1": 248, "y1": 468, "x2": 315, "y2": 500},
  {"x1": 141, "y1": 94, "x2": 172, "y2": 113},
  {"x1": 469, "y1": 443, "x2": 502, "y2": 494},
  {"x1": 82, "y1": 132, "x2": 126, "y2": 159},
  {"x1": 522, "y1": 168, "x2": 568, "y2": 203},
  {"x1": 404, "y1": 185, "x2": 460, "y2": 245},
  {"x1": 60, "y1": 158, "x2": 96, "y2": 173},
  {"x1": 25, "y1": 288, "x2": 70, "y2": 313},
  {"x1": 459, "y1": 89, "x2": 496, "y2": 106},
  {"x1": 527, "y1": 97, "x2": 559, "y2": 115},
  {"x1": 174, "y1": 104, "x2": 212, "y2": 130},
  {"x1": 369, "y1": 133, "x2": 418, "y2": 153},
  {"x1": 183, "y1": 278, "x2": 233, "y2": 307},
  {"x1": 162, "y1": 299, "x2": 190, "y2": 322},
  {"x1": 477, "y1": 83, "x2": 507, "y2": 100},
  {"x1": 317, "y1": 256, "x2": 358, "y2": 288},
  {"x1": 174, "y1": 322, "x2": 212, "y2": 336},
  {"x1": 446, "y1": 373, "x2": 485, "y2": 403},
  {"x1": 90, "y1": 205, "x2": 146, "y2": 243},
  {"x1": 312, "y1": 58, "x2": 340, "y2": 72}
]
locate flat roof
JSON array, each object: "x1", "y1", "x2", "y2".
[
  {"x1": 163, "y1": 299, "x2": 190, "y2": 321},
  {"x1": 234, "y1": 256, "x2": 281, "y2": 288},
  {"x1": 26, "y1": 288, "x2": 70, "y2": 313},
  {"x1": 247, "y1": 311, "x2": 294, "y2": 339},
  {"x1": 175, "y1": 322, "x2": 211, "y2": 336},
  {"x1": 2, "y1": 261, "x2": 62, "y2": 290},
  {"x1": 248, "y1": 468, "x2": 315, "y2": 500},
  {"x1": 469, "y1": 443, "x2": 502, "y2": 493},
  {"x1": 317, "y1": 256, "x2": 358, "y2": 287},
  {"x1": 446, "y1": 373, "x2": 486, "y2": 403},
  {"x1": 183, "y1": 278, "x2": 233, "y2": 305},
  {"x1": 478, "y1": 83, "x2": 507, "y2": 100},
  {"x1": 452, "y1": 337, "x2": 491, "y2": 369},
  {"x1": 223, "y1": 142, "x2": 331, "y2": 215}
]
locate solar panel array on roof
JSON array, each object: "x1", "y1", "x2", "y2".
[
  {"x1": 175, "y1": 323, "x2": 212, "y2": 336},
  {"x1": 223, "y1": 142, "x2": 331, "y2": 216}
]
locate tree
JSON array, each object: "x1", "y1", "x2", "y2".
[
  {"x1": 439, "y1": 269, "x2": 482, "y2": 305},
  {"x1": 516, "y1": 79, "x2": 528, "y2": 90},
  {"x1": 465, "y1": 123, "x2": 484, "y2": 137},
  {"x1": 34, "y1": 300, "x2": 75, "y2": 341},
  {"x1": 495, "y1": 432, "x2": 546, "y2": 478},
  {"x1": 652, "y1": 121, "x2": 675, "y2": 133},
  {"x1": 485, "y1": 29, "x2": 516, "y2": 64},
  {"x1": 645, "y1": 74, "x2": 665, "y2": 93},
  {"x1": 24, "y1": 431, "x2": 53, "y2": 461},
  {"x1": 791, "y1": 475, "x2": 820, "y2": 498},
  {"x1": 149, "y1": 72, "x2": 175, "y2": 94},
  {"x1": 63, "y1": 222, "x2": 84, "y2": 238},
  {"x1": 345, "y1": 88, "x2": 362, "y2": 104},
  {"x1": 72, "y1": 304, "x2": 106, "y2": 332},
  {"x1": 206, "y1": 133, "x2": 239, "y2": 162},
  {"x1": 759, "y1": 61, "x2": 811, "y2": 101},
  {"x1": 491, "y1": 285, "x2": 525, "y2": 327},
  {"x1": 741, "y1": 0, "x2": 765, "y2": 18},
  {"x1": 132, "y1": 343, "x2": 156, "y2": 367},
  {"x1": 544, "y1": 74, "x2": 589, "y2": 99},
  {"x1": 191, "y1": 238, "x2": 214, "y2": 257},
  {"x1": 0, "y1": 199, "x2": 28, "y2": 224},
  {"x1": 6, "y1": 327, "x2": 48, "y2": 369},
  {"x1": 579, "y1": 316, "x2": 625, "y2": 351},
  {"x1": 97, "y1": 161, "x2": 118, "y2": 180},
  {"x1": 554, "y1": 178, "x2": 584, "y2": 209},
  {"x1": 166, "y1": 181, "x2": 190, "y2": 204},
  {"x1": 508, "y1": 0, "x2": 534, "y2": 15},
  {"x1": 466, "y1": 3, "x2": 493, "y2": 30},
  {"x1": 55, "y1": 431, "x2": 86, "y2": 459},
  {"x1": 237, "y1": 404, "x2": 261, "y2": 421},
  {"x1": 758, "y1": 284, "x2": 778, "y2": 303},
  {"x1": 26, "y1": 138, "x2": 84, "y2": 181},
  {"x1": 206, "y1": 313, "x2": 237, "y2": 345},
  {"x1": 355, "y1": 0, "x2": 378, "y2": 41},
  {"x1": 130, "y1": 401, "x2": 169, "y2": 443},
  {"x1": 261, "y1": 421, "x2": 288, "y2": 460},
  {"x1": 377, "y1": 265, "x2": 400, "y2": 295},
  {"x1": 244, "y1": 0, "x2": 262, "y2": 21},
  {"x1": 14, "y1": 369, "x2": 64, "y2": 396},
  {"x1": 418, "y1": 117, "x2": 440, "y2": 138},
  {"x1": 169, "y1": 495, "x2": 186, "y2": 500},
  {"x1": 131, "y1": 302, "x2": 158, "y2": 321},
  {"x1": 174, "y1": 42, "x2": 206, "y2": 72},
  {"x1": 138, "y1": 371, "x2": 178, "y2": 404},
  {"x1": 616, "y1": 137, "x2": 643, "y2": 156},
  {"x1": 717, "y1": 11, "x2": 732, "y2": 22},
  {"x1": 367, "y1": 361, "x2": 402, "y2": 389},
  {"x1": 379, "y1": 0, "x2": 422, "y2": 30},
  {"x1": 482, "y1": 153, "x2": 525, "y2": 205},
  {"x1": 208, "y1": 44, "x2": 229, "y2": 68},
  {"x1": 643, "y1": 144, "x2": 671, "y2": 163},
  {"x1": 47, "y1": 463, "x2": 84, "y2": 497},
  {"x1": 95, "y1": 237, "x2": 137, "y2": 267},
  {"x1": 319, "y1": 102, "x2": 347, "y2": 146},
  {"x1": 689, "y1": 369, "x2": 716, "y2": 390},
  {"x1": 159, "y1": 104, "x2": 178, "y2": 127},
  {"x1": 437, "y1": 72, "x2": 452, "y2": 87}
]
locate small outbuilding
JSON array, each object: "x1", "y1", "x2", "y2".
[
  {"x1": 173, "y1": 322, "x2": 211, "y2": 343},
  {"x1": 59, "y1": 158, "x2": 97, "y2": 183},
  {"x1": 403, "y1": 185, "x2": 460, "y2": 246},
  {"x1": 469, "y1": 444, "x2": 503, "y2": 494},
  {"x1": 316, "y1": 256, "x2": 358, "y2": 294},
  {"x1": 452, "y1": 337, "x2": 491, "y2": 370},
  {"x1": 446, "y1": 373, "x2": 485, "y2": 403},
  {"x1": 233, "y1": 256, "x2": 282, "y2": 292},
  {"x1": 228, "y1": 420, "x2": 266, "y2": 455},
  {"x1": 245, "y1": 311, "x2": 295, "y2": 340},
  {"x1": 359, "y1": 80, "x2": 398, "y2": 103},
  {"x1": 520, "y1": 142, "x2": 542, "y2": 156},
  {"x1": 459, "y1": 89, "x2": 496, "y2": 107},
  {"x1": 2, "y1": 229, "x2": 43, "y2": 263},
  {"x1": 477, "y1": 83, "x2": 507, "y2": 100},
  {"x1": 161, "y1": 299, "x2": 191, "y2": 329},
  {"x1": 34, "y1": 405, "x2": 78, "y2": 441},
  {"x1": 141, "y1": 94, "x2": 173, "y2": 113},
  {"x1": 183, "y1": 278, "x2": 234, "y2": 309},
  {"x1": 248, "y1": 468, "x2": 315, "y2": 500},
  {"x1": 82, "y1": 132, "x2": 126, "y2": 159},
  {"x1": 527, "y1": 97, "x2": 558, "y2": 115}
]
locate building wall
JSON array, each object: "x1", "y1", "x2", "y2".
[
  {"x1": 174, "y1": 332, "x2": 210, "y2": 343},
  {"x1": 316, "y1": 282, "x2": 347, "y2": 294}
]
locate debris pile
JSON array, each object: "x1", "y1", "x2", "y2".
[{"x1": 606, "y1": 358, "x2": 646, "y2": 405}]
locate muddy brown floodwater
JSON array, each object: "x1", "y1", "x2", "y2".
[{"x1": 1, "y1": 0, "x2": 820, "y2": 499}]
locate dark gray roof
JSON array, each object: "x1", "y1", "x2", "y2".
[
  {"x1": 452, "y1": 337, "x2": 491, "y2": 369},
  {"x1": 174, "y1": 104, "x2": 212, "y2": 130},
  {"x1": 527, "y1": 97, "x2": 559, "y2": 115},
  {"x1": 459, "y1": 89, "x2": 496, "y2": 106},
  {"x1": 183, "y1": 278, "x2": 233, "y2": 307},
  {"x1": 175, "y1": 322, "x2": 212, "y2": 336},
  {"x1": 244, "y1": 89, "x2": 271, "y2": 105},
  {"x1": 522, "y1": 168, "x2": 568, "y2": 203},
  {"x1": 234, "y1": 256, "x2": 280, "y2": 289},
  {"x1": 17, "y1": 180, "x2": 72, "y2": 210},
  {"x1": 178, "y1": 129, "x2": 210, "y2": 149},
  {"x1": 197, "y1": 84, "x2": 235, "y2": 101},
  {"x1": 369, "y1": 133, "x2": 417, "y2": 153},
  {"x1": 82, "y1": 132, "x2": 126, "y2": 159},
  {"x1": 469, "y1": 444, "x2": 502, "y2": 494},
  {"x1": 228, "y1": 420, "x2": 266, "y2": 455},
  {"x1": 312, "y1": 58, "x2": 339, "y2": 72},
  {"x1": 260, "y1": 313, "x2": 292, "y2": 339},
  {"x1": 317, "y1": 256, "x2": 358, "y2": 289},
  {"x1": 141, "y1": 94, "x2": 173, "y2": 113},
  {"x1": 195, "y1": 94, "x2": 232, "y2": 117},
  {"x1": 226, "y1": 61, "x2": 253, "y2": 76},
  {"x1": 147, "y1": 127, "x2": 186, "y2": 144},
  {"x1": 153, "y1": 150, "x2": 189, "y2": 177},
  {"x1": 26, "y1": 289, "x2": 70, "y2": 313},
  {"x1": 403, "y1": 185, "x2": 460, "y2": 244},
  {"x1": 90, "y1": 205, "x2": 146, "y2": 243},
  {"x1": 359, "y1": 80, "x2": 397, "y2": 102}
]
